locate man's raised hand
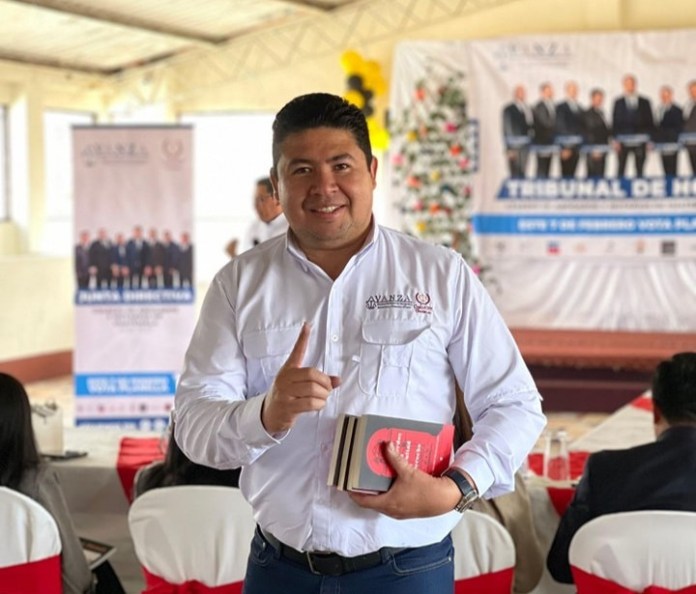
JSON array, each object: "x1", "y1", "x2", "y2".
[{"x1": 261, "y1": 322, "x2": 341, "y2": 434}]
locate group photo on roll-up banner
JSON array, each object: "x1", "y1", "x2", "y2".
[{"x1": 73, "y1": 125, "x2": 195, "y2": 428}]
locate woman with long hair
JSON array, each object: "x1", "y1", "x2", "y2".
[
  {"x1": 133, "y1": 418, "x2": 240, "y2": 498},
  {"x1": 0, "y1": 372, "x2": 94, "y2": 594},
  {"x1": 1, "y1": 373, "x2": 127, "y2": 594}
]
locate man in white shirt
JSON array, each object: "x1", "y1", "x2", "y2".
[
  {"x1": 225, "y1": 177, "x2": 289, "y2": 257},
  {"x1": 175, "y1": 93, "x2": 546, "y2": 594}
]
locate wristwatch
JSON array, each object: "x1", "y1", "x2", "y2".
[{"x1": 443, "y1": 468, "x2": 479, "y2": 513}]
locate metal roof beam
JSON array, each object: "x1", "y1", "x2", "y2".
[{"x1": 7, "y1": 0, "x2": 224, "y2": 45}]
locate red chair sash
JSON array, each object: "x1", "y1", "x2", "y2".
[
  {"x1": 527, "y1": 450, "x2": 590, "y2": 480},
  {"x1": 572, "y1": 565, "x2": 696, "y2": 594},
  {"x1": 116, "y1": 437, "x2": 164, "y2": 503},
  {"x1": 455, "y1": 566, "x2": 514, "y2": 594},
  {"x1": 143, "y1": 568, "x2": 243, "y2": 594},
  {"x1": 546, "y1": 485, "x2": 576, "y2": 516},
  {"x1": 630, "y1": 396, "x2": 654, "y2": 412},
  {"x1": 0, "y1": 555, "x2": 62, "y2": 594}
]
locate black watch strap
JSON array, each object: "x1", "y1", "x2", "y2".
[{"x1": 443, "y1": 468, "x2": 478, "y2": 513}]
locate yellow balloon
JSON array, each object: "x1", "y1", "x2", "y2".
[
  {"x1": 344, "y1": 89, "x2": 365, "y2": 109},
  {"x1": 340, "y1": 50, "x2": 364, "y2": 74},
  {"x1": 366, "y1": 118, "x2": 390, "y2": 151},
  {"x1": 372, "y1": 127, "x2": 390, "y2": 151},
  {"x1": 364, "y1": 60, "x2": 381, "y2": 77}
]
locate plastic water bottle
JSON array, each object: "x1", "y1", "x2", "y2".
[{"x1": 544, "y1": 429, "x2": 570, "y2": 481}]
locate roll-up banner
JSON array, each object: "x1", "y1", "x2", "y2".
[{"x1": 73, "y1": 126, "x2": 194, "y2": 428}]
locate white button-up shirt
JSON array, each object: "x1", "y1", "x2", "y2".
[
  {"x1": 241, "y1": 213, "x2": 289, "y2": 253},
  {"x1": 175, "y1": 223, "x2": 545, "y2": 557}
]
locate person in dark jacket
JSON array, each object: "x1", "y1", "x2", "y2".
[
  {"x1": 583, "y1": 88, "x2": 611, "y2": 178},
  {"x1": 611, "y1": 74, "x2": 654, "y2": 177},
  {"x1": 547, "y1": 352, "x2": 696, "y2": 584},
  {"x1": 653, "y1": 85, "x2": 683, "y2": 177}
]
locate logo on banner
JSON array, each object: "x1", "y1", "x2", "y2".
[
  {"x1": 81, "y1": 142, "x2": 149, "y2": 167},
  {"x1": 492, "y1": 41, "x2": 572, "y2": 69},
  {"x1": 162, "y1": 139, "x2": 185, "y2": 169}
]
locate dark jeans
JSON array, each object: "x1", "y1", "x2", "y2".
[{"x1": 243, "y1": 529, "x2": 454, "y2": 594}]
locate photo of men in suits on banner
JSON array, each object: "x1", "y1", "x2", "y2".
[{"x1": 501, "y1": 74, "x2": 696, "y2": 181}]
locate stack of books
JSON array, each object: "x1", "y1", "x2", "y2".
[{"x1": 327, "y1": 413, "x2": 454, "y2": 493}]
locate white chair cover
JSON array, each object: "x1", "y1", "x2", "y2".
[
  {"x1": 128, "y1": 486, "x2": 256, "y2": 587},
  {"x1": 569, "y1": 510, "x2": 696, "y2": 592},
  {"x1": 0, "y1": 487, "x2": 62, "y2": 566},
  {"x1": 451, "y1": 509, "x2": 516, "y2": 579}
]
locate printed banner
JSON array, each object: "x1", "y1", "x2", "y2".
[
  {"x1": 390, "y1": 33, "x2": 696, "y2": 331},
  {"x1": 73, "y1": 126, "x2": 194, "y2": 428}
]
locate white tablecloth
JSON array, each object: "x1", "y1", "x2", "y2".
[{"x1": 53, "y1": 396, "x2": 655, "y2": 594}]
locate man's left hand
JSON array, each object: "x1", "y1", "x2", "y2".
[{"x1": 349, "y1": 442, "x2": 462, "y2": 519}]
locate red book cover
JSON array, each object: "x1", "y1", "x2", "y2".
[{"x1": 346, "y1": 414, "x2": 454, "y2": 493}]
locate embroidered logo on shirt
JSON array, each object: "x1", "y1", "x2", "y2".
[
  {"x1": 413, "y1": 292, "x2": 432, "y2": 314},
  {"x1": 365, "y1": 292, "x2": 432, "y2": 314}
]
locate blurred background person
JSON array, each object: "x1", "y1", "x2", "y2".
[
  {"x1": 612, "y1": 74, "x2": 654, "y2": 177},
  {"x1": 225, "y1": 177, "x2": 288, "y2": 258},
  {"x1": 161, "y1": 230, "x2": 178, "y2": 289},
  {"x1": 109, "y1": 233, "x2": 129, "y2": 290},
  {"x1": 547, "y1": 352, "x2": 696, "y2": 584},
  {"x1": 88, "y1": 228, "x2": 112, "y2": 290},
  {"x1": 502, "y1": 84, "x2": 533, "y2": 179},
  {"x1": 555, "y1": 81, "x2": 584, "y2": 177},
  {"x1": 125, "y1": 225, "x2": 148, "y2": 290},
  {"x1": 532, "y1": 82, "x2": 557, "y2": 178},
  {"x1": 133, "y1": 418, "x2": 240, "y2": 499},
  {"x1": 177, "y1": 232, "x2": 193, "y2": 289},
  {"x1": 0, "y1": 372, "x2": 125, "y2": 594},
  {"x1": 144, "y1": 228, "x2": 164, "y2": 289},
  {"x1": 583, "y1": 88, "x2": 611, "y2": 178},
  {"x1": 653, "y1": 85, "x2": 683, "y2": 177},
  {"x1": 75, "y1": 231, "x2": 91, "y2": 290},
  {"x1": 683, "y1": 80, "x2": 696, "y2": 175}
]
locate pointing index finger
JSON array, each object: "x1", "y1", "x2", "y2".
[{"x1": 284, "y1": 322, "x2": 311, "y2": 369}]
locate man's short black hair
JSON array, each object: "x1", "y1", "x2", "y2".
[
  {"x1": 652, "y1": 352, "x2": 696, "y2": 424},
  {"x1": 271, "y1": 93, "x2": 372, "y2": 173},
  {"x1": 256, "y1": 177, "x2": 273, "y2": 195}
]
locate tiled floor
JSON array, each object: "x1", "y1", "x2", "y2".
[{"x1": 25, "y1": 375, "x2": 611, "y2": 450}]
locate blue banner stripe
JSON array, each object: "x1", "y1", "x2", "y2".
[
  {"x1": 75, "y1": 373, "x2": 177, "y2": 396},
  {"x1": 75, "y1": 416, "x2": 170, "y2": 429},
  {"x1": 472, "y1": 214, "x2": 696, "y2": 235},
  {"x1": 75, "y1": 288, "x2": 194, "y2": 306},
  {"x1": 496, "y1": 177, "x2": 696, "y2": 200}
]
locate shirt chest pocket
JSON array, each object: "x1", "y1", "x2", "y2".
[
  {"x1": 243, "y1": 326, "x2": 303, "y2": 392},
  {"x1": 358, "y1": 320, "x2": 430, "y2": 398}
]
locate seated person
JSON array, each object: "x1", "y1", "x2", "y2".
[
  {"x1": 455, "y1": 387, "x2": 544, "y2": 593},
  {"x1": 133, "y1": 419, "x2": 240, "y2": 499},
  {"x1": 547, "y1": 352, "x2": 696, "y2": 583},
  {"x1": 0, "y1": 372, "x2": 124, "y2": 594}
]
